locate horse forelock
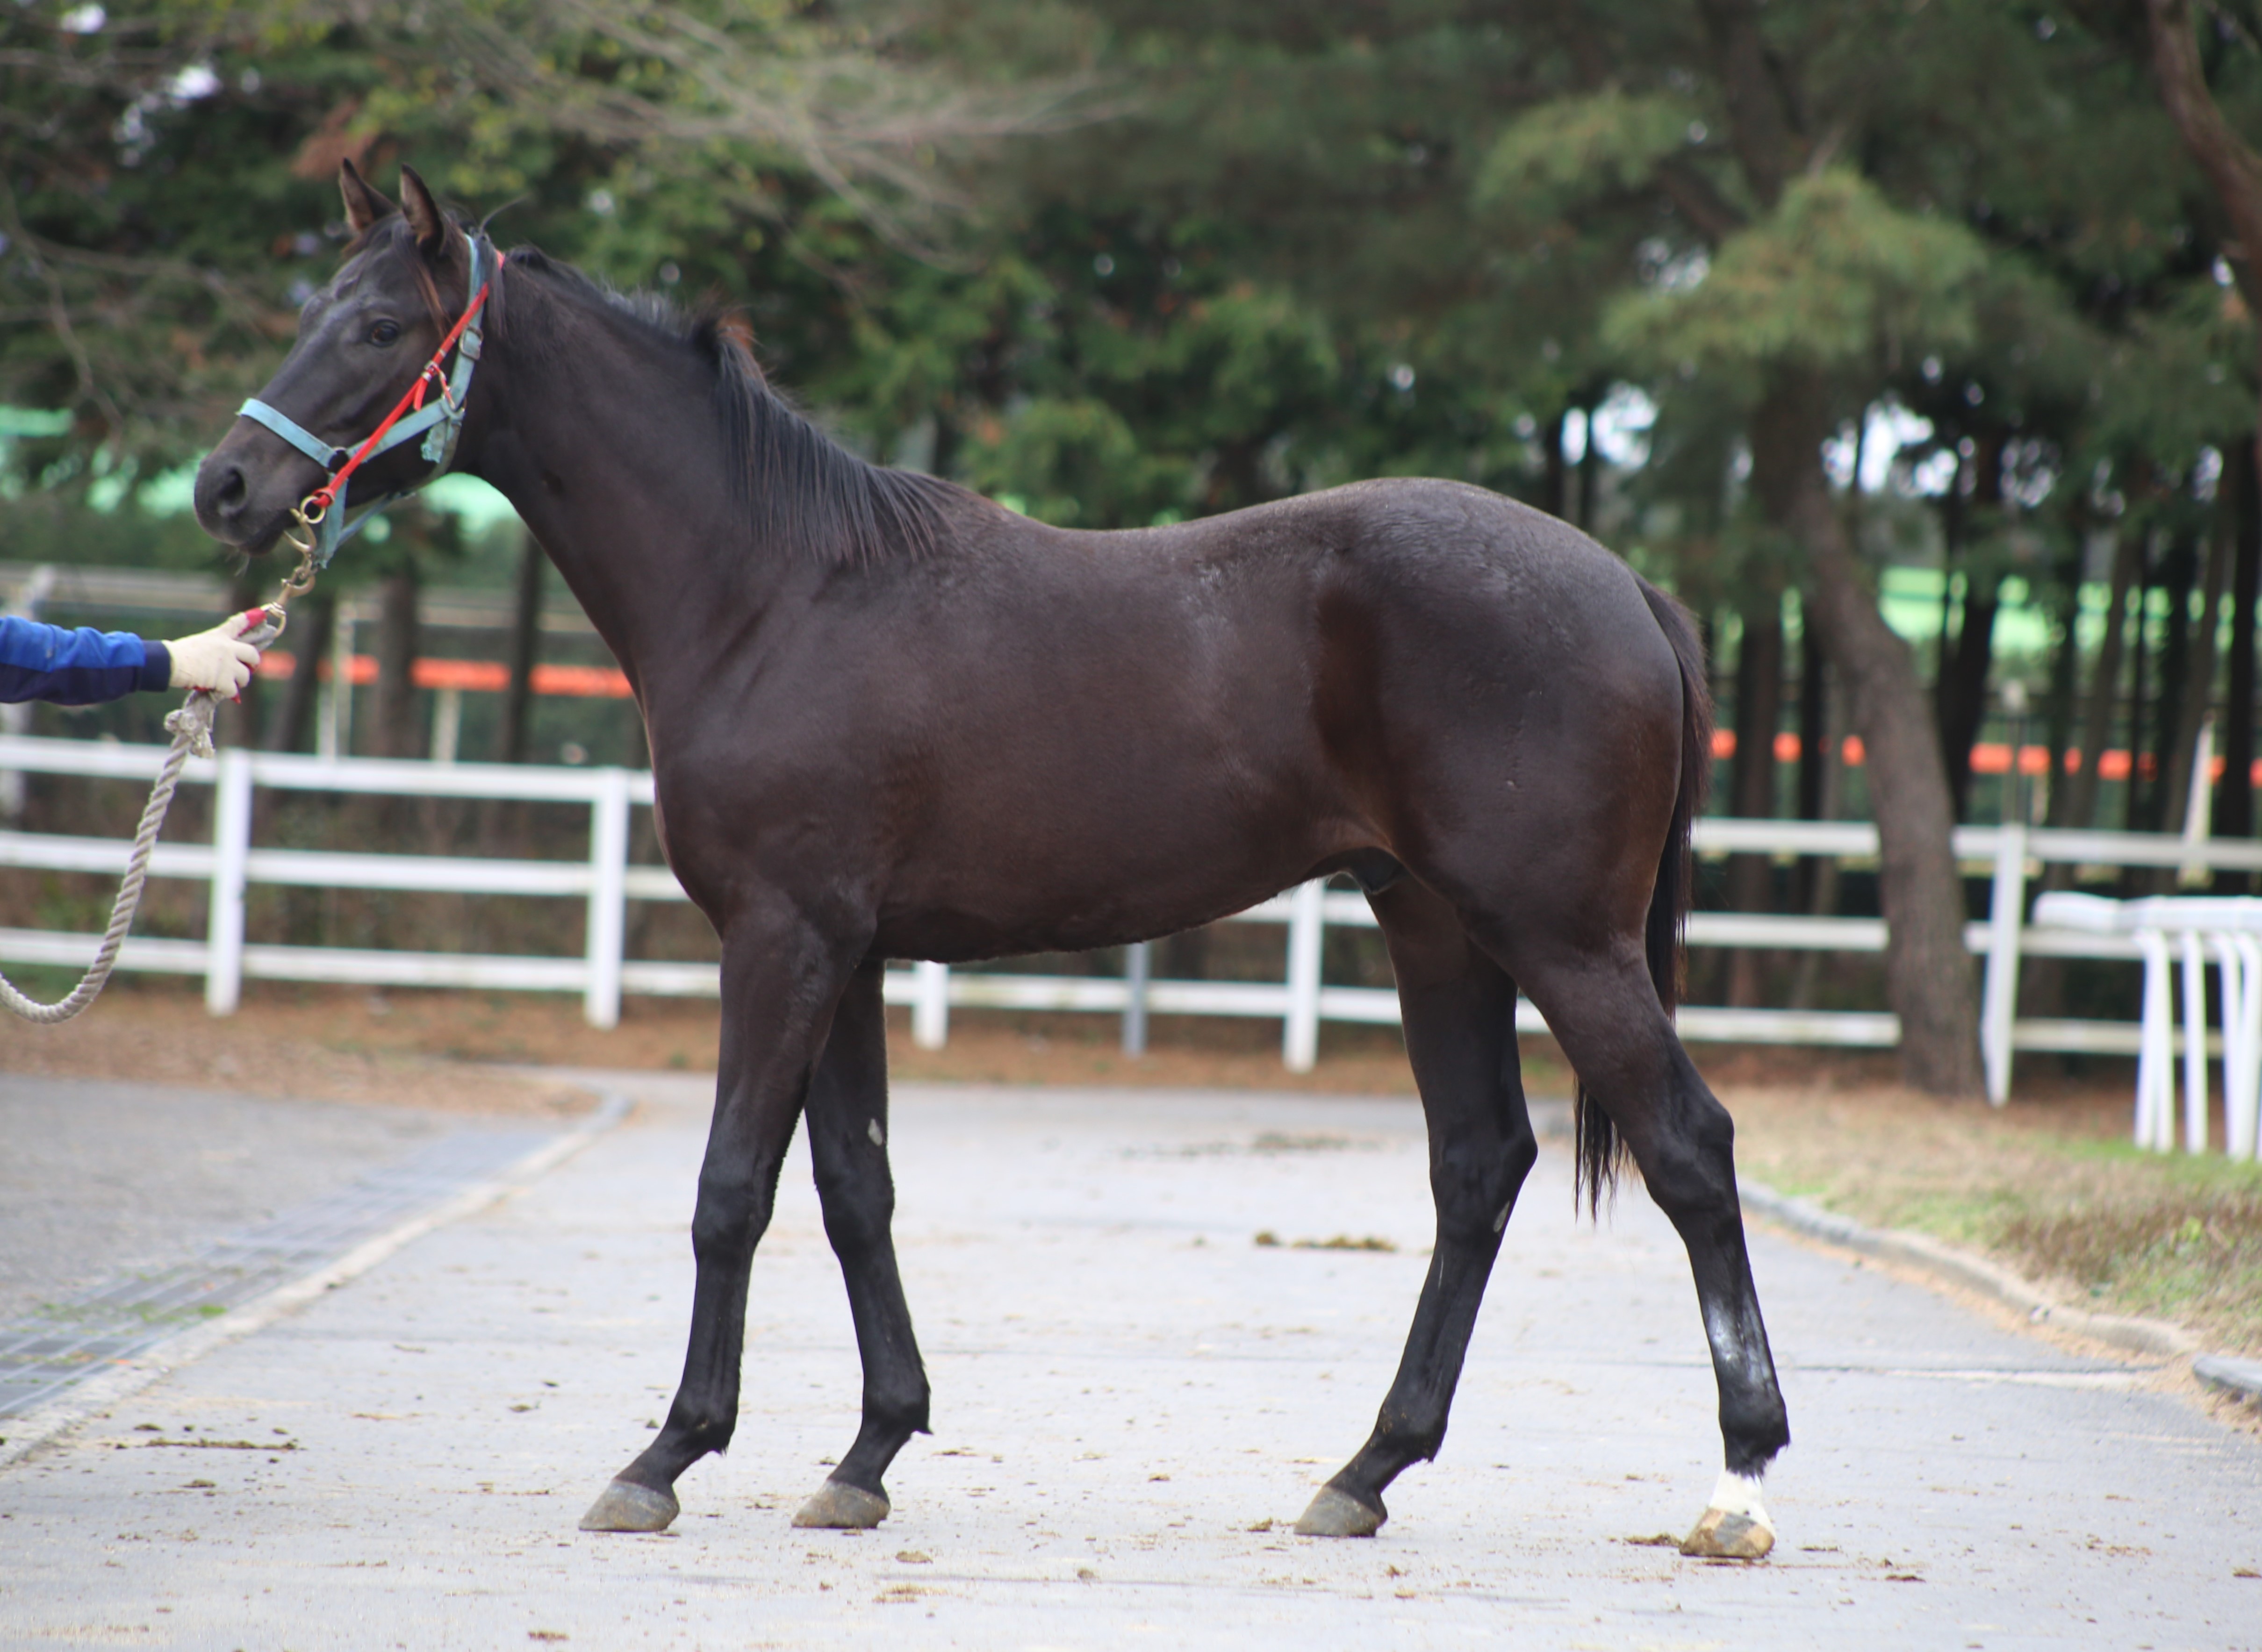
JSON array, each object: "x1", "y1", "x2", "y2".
[{"x1": 332, "y1": 214, "x2": 466, "y2": 335}]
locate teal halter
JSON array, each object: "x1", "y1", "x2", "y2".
[{"x1": 237, "y1": 232, "x2": 501, "y2": 570}]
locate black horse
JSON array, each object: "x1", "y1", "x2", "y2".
[{"x1": 194, "y1": 165, "x2": 1789, "y2": 1560}]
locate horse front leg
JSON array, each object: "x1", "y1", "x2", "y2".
[
  {"x1": 580, "y1": 912, "x2": 862, "y2": 1534},
  {"x1": 792, "y1": 959, "x2": 931, "y2": 1530}
]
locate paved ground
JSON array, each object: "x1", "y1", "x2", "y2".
[
  {"x1": 1, "y1": 1072, "x2": 2258, "y2": 1650},
  {"x1": 0, "y1": 1077, "x2": 474, "y2": 1324}
]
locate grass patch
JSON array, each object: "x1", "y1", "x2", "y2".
[
  {"x1": 1995, "y1": 1179, "x2": 2262, "y2": 1330},
  {"x1": 1723, "y1": 1080, "x2": 2262, "y2": 1355}
]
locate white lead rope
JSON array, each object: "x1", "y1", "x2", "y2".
[
  {"x1": 0, "y1": 595, "x2": 293, "y2": 1024},
  {"x1": 0, "y1": 693, "x2": 220, "y2": 1023}
]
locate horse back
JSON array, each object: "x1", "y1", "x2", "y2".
[{"x1": 651, "y1": 476, "x2": 1686, "y2": 958}]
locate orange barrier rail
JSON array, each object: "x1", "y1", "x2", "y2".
[
  {"x1": 246, "y1": 651, "x2": 2248, "y2": 777},
  {"x1": 1708, "y1": 729, "x2": 2262, "y2": 786},
  {"x1": 252, "y1": 651, "x2": 634, "y2": 699}
]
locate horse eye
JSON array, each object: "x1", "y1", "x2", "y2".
[{"x1": 368, "y1": 320, "x2": 402, "y2": 346}]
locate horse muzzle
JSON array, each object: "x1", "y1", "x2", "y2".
[{"x1": 193, "y1": 422, "x2": 322, "y2": 555}]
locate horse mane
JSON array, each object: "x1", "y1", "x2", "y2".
[{"x1": 465, "y1": 233, "x2": 967, "y2": 568}]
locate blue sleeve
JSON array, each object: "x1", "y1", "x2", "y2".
[{"x1": 0, "y1": 615, "x2": 171, "y2": 705}]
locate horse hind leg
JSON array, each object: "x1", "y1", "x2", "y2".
[
  {"x1": 791, "y1": 961, "x2": 932, "y2": 1529},
  {"x1": 1296, "y1": 880, "x2": 1538, "y2": 1538},
  {"x1": 1507, "y1": 938, "x2": 1790, "y2": 1560}
]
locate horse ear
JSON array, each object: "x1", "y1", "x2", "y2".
[
  {"x1": 397, "y1": 164, "x2": 448, "y2": 257},
  {"x1": 338, "y1": 159, "x2": 395, "y2": 237}
]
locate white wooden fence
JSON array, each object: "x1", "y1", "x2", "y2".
[{"x1": 9, "y1": 733, "x2": 2262, "y2": 1105}]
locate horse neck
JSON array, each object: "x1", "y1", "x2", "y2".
[{"x1": 461, "y1": 273, "x2": 777, "y2": 705}]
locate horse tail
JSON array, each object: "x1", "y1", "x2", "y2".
[{"x1": 1575, "y1": 576, "x2": 1715, "y2": 1218}]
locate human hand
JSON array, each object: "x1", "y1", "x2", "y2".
[{"x1": 165, "y1": 609, "x2": 266, "y2": 695}]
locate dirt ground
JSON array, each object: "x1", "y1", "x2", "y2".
[
  {"x1": 7, "y1": 978, "x2": 2259, "y2": 1354},
  {"x1": 0, "y1": 978, "x2": 1459, "y2": 1100}
]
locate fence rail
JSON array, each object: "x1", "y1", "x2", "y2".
[{"x1": 9, "y1": 733, "x2": 2262, "y2": 1102}]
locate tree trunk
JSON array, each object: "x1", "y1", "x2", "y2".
[
  {"x1": 2143, "y1": 534, "x2": 2201, "y2": 833},
  {"x1": 2146, "y1": 0, "x2": 2262, "y2": 319},
  {"x1": 2039, "y1": 540, "x2": 2085, "y2": 830},
  {"x1": 1795, "y1": 618, "x2": 1828, "y2": 907},
  {"x1": 1541, "y1": 411, "x2": 1569, "y2": 521},
  {"x1": 215, "y1": 569, "x2": 266, "y2": 750},
  {"x1": 1752, "y1": 370, "x2": 1982, "y2": 1095},
  {"x1": 372, "y1": 567, "x2": 422, "y2": 761},
  {"x1": 1573, "y1": 394, "x2": 1601, "y2": 533},
  {"x1": 1727, "y1": 594, "x2": 1783, "y2": 1008},
  {"x1": 2127, "y1": 534, "x2": 2157, "y2": 832},
  {"x1": 2146, "y1": 0, "x2": 2262, "y2": 855},
  {"x1": 2218, "y1": 435, "x2": 2259, "y2": 880},
  {"x1": 1937, "y1": 433, "x2": 2007, "y2": 821},
  {"x1": 1789, "y1": 631, "x2": 1842, "y2": 1011},
  {"x1": 497, "y1": 526, "x2": 545, "y2": 765},
  {"x1": 2162, "y1": 510, "x2": 2232, "y2": 837},
  {"x1": 2053, "y1": 529, "x2": 2140, "y2": 837},
  {"x1": 265, "y1": 591, "x2": 334, "y2": 756},
  {"x1": 1690, "y1": 0, "x2": 1976, "y2": 1086},
  {"x1": 1937, "y1": 571, "x2": 2001, "y2": 822}
]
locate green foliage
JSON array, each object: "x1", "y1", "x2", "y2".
[
  {"x1": 0, "y1": 0, "x2": 1072, "y2": 476},
  {"x1": 5, "y1": 0, "x2": 2261, "y2": 641},
  {"x1": 1605, "y1": 170, "x2": 1991, "y2": 389},
  {"x1": 962, "y1": 397, "x2": 1175, "y2": 528},
  {"x1": 1474, "y1": 88, "x2": 1702, "y2": 219}
]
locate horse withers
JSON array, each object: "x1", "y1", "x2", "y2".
[{"x1": 193, "y1": 164, "x2": 1789, "y2": 1561}]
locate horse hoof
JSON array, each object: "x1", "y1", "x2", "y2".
[
  {"x1": 578, "y1": 1479, "x2": 679, "y2": 1533},
  {"x1": 792, "y1": 1479, "x2": 889, "y2": 1529},
  {"x1": 1293, "y1": 1485, "x2": 1384, "y2": 1538},
  {"x1": 1679, "y1": 1472, "x2": 1774, "y2": 1560}
]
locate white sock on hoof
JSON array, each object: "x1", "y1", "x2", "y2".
[{"x1": 1707, "y1": 1470, "x2": 1772, "y2": 1528}]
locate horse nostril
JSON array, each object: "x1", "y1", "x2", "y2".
[{"x1": 214, "y1": 466, "x2": 248, "y2": 512}]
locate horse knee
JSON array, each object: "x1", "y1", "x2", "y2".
[
  {"x1": 814, "y1": 1161, "x2": 895, "y2": 1258},
  {"x1": 690, "y1": 1166, "x2": 772, "y2": 1258},
  {"x1": 1430, "y1": 1121, "x2": 1538, "y2": 1246}
]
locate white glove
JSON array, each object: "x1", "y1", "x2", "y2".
[{"x1": 166, "y1": 610, "x2": 265, "y2": 694}]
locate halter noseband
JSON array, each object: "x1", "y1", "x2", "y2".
[{"x1": 237, "y1": 232, "x2": 503, "y2": 570}]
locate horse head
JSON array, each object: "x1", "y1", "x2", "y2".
[{"x1": 194, "y1": 162, "x2": 482, "y2": 557}]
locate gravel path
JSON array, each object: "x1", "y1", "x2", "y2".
[{"x1": 1, "y1": 1073, "x2": 2256, "y2": 1649}]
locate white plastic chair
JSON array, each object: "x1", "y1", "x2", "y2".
[{"x1": 2031, "y1": 891, "x2": 2262, "y2": 1160}]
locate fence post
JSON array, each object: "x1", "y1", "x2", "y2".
[
  {"x1": 1980, "y1": 823, "x2": 2028, "y2": 1105},
  {"x1": 204, "y1": 746, "x2": 254, "y2": 1016},
  {"x1": 913, "y1": 960, "x2": 950, "y2": 1049},
  {"x1": 583, "y1": 766, "x2": 629, "y2": 1029},
  {"x1": 2181, "y1": 931, "x2": 2210, "y2": 1153},
  {"x1": 430, "y1": 687, "x2": 463, "y2": 765},
  {"x1": 1284, "y1": 879, "x2": 1324, "y2": 1072},
  {"x1": 1122, "y1": 940, "x2": 1150, "y2": 1057},
  {"x1": 2218, "y1": 935, "x2": 2261, "y2": 1159},
  {"x1": 2136, "y1": 928, "x2": 2175, "y2": 1150}
]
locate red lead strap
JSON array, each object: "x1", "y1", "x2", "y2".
[{"x1": 307, "y1": 254, "x2": 502, "y2": 514}]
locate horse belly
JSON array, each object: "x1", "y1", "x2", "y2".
[{"x1": 874, "y1": 712, "x2": 1350, "y2": 962}]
